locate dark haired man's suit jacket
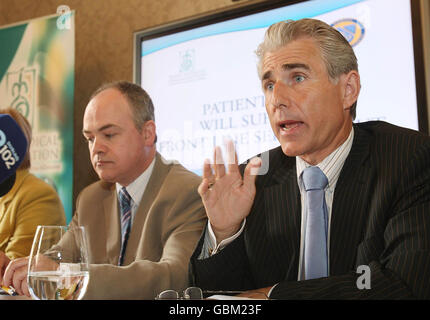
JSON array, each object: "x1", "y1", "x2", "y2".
[
  {"x1": 63, "y1": 153, "x2": 206, "y2": 299},
  {"x1": 190, "y1": 121, "x2": 430, "y2": 299}
]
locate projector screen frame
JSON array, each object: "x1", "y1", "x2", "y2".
[{"x1": 411, "y1": 0, "x2": 429, "y2": 134}]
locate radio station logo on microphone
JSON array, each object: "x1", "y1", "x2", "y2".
[
  {"x1": 331, "y1": 19, "x2": 365, "y2": 47},
  {"x1": 0, "y1": 129, "x2": 20, "y2": 170}
]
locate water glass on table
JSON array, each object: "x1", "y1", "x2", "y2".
[{"x1": 27, "y1": 225, "x2": 89, "y2": 300}]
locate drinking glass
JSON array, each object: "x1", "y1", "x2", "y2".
[{"x1": 27, "y1": 225, "x2": 90, "y2": 300}]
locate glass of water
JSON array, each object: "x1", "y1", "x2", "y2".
[{"x1": 27, "y1": 225, "x2": 90, "y2": 300}]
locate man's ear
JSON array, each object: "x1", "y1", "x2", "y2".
[
  {"x1": 142, "y1": 120, "x2": 156, "y2": 146},
  {"x1": 341, "y1": 70, "x2": 361, "y2": 111}
]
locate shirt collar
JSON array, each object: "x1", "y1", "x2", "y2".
[
  {"x1": 116, "y1": 157, "x2": 156, "y2": 207},
  {"x1": 296, "y1": 127, "x2": 354, "y2": 190}
]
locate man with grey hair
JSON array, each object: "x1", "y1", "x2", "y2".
[
  {"x1": 3, "y1": 81, "x2": 207, "y2": 299},
  {"x1": 190, "y1": 18, "x2": 430, "y2": 299}
]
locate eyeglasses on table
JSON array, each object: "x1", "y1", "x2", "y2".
[{"x1": 155, "y1": 287, "x2": 268, "y2": 300}]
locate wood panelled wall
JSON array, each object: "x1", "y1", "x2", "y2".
[{"x1": 0, "y1": 0, "x2": 254, "y2": 212}]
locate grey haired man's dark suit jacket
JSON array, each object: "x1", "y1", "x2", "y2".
[{"x1": 190, "y1": 121, "x2": 430, "y2": 299}]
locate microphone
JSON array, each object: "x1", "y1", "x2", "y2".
[{"x1": 0, "y1": 114, "x2": 28, "y2": 196}]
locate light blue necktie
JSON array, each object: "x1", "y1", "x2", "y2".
[
  {"x1": 302, "y1": 166, "x2": 329, "y2": 280},
  {"x1": 118, "y1": 187, "x2": 132, "y2": 266}
]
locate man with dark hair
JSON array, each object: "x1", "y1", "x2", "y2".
[
  {"x1": 3, "y1": 81, "x2": 206, "y2": 299},
  {"x1": 190, "y1": 19, "x2": 430, "y2": 299}
]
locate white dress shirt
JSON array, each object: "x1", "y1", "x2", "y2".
[
  {"x1": 115, "y1": 157, "x2": 156, "y2": 225},
  {"x1": 201, "y1": 127, "x2": 354, "y2": 283},
  {"x1": 296, "y1": 127, "x2": 354, "y2": 280}
]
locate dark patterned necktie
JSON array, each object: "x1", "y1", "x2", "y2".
[
  {"x1": 118, "y1": 187, "x2": 132, "y2": 266},
  {"x1": 302, "y1": 166, "x2": 329, "y2": 279}
]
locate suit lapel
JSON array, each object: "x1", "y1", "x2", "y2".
[
  {"x1": 330, "y1": 124, "x2": 375, "y2": 275},
  {"x1": 122, "y1": 153, "x2": 170, "y2": 264},
  {"x1": 263, "y1": 149, "x2": 301, "y2": 281}
]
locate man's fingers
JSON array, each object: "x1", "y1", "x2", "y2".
[
  {"x1": 200, "y1": 158, "x2": 215, "y2": 199},
  {"x1": 225, "y1": 140, "x2": 239, "y2": 174},
  {"x1": 3, "y1": 257, "x2": 29, "y2": 287},
  {"x1": 198, "y1": 178, "x2": 211, "y2": 198},
  {"x1": 243, "y1": 157, "x2": 262, "y2": 189},
  {"x1": 11, "y1": 266, "x2": 27, "y2": 296},
  {"x1": 21, "y1": 277, "x2": 30, "y2": 297},
  {"x1": 0, "y1": 265, "x2": 6, "y2": 284},
  {"x1": 0, "y1": 252, "x2": 10, "y2": 284},
  {"x1": 202, "y1": 158, "x2": 213, "y2": 180},
  {"x1": 214, "y1": 146, "x2": 226, "y2": 179}
]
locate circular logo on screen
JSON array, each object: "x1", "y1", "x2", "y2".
[{"x1": 331, "y1": 19, "x2": 365, "y2": 47}]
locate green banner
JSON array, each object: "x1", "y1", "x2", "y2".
[{"x1": 0, "y1": 11, "x2": 75, "y2": 223}]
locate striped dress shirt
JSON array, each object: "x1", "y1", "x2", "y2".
[{"x1": 115, "y1": 157, "x2": 155, "y2": 225}]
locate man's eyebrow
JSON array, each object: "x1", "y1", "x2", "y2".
[
  {"x1": 261, "y1": 63, "x2": 310, "y2": 81},
  {"x1": 82, "y1": 124, "x2": 117, "y2": 135},
  {"x1": 283, "y1": 63, "x2": 310, "y2": 71},
  {"x1": 262, "y1": 70, "x2": 272, "y2": 81}
]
